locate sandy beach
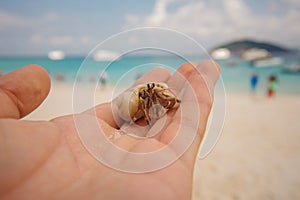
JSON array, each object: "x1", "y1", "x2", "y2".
[
  {"x1": 193, "y1": 94, "x2": 300, "y2": 200},
  {"x1": 24, "y1": 83, "x2": 300, "y2": 200}
]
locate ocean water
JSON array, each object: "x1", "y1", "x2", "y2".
[{"x1": 0, "y1": 52, "x2": 299, "y2": 94}]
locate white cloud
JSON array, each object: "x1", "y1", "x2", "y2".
[
  {"x1": 80, "y1": 36, "x2": 94, "y2": 46},
  {"x1": 285, "y1": 0, "x2": 300, "y2": 8},
  {"x1": 124, "y1": 0, "x2": 300, "y2": 48},
  {"x1": 223, "y1": 0, "x2": 251, "y2": 25},
  {"x1": 0, "y1": 10, "x2": 60, "y2": 30},
  {"x1": 49, "y1": 36, "x2": 74, "y2": 46},
  {"x1": 145, "y1": 0, "x2": 173, "y2": 26},
  {"x1": 43, "y1": 12, "x2": 60, "y2": 22},
  {"x1": 30, "y1": 34, "x2": 74, "y2": 46},
  {"x1": 1, "y1": 1, "x2": 299, "y2": 55},
  {"x1": 30, "y1": 34, "x2": 44, "y2": 45},
  {"x1": 0, "y1": 10, "x2": 97, "y2": 54},
  {"x1": 30, "y1": 34, "x2": 95, "y2": 49},
  {"x1": 0, "y1": 10, "x2": 27, "y2": 29},
  {"x1": 125, "y1": 15, "x2": 140, "y2": 25}
]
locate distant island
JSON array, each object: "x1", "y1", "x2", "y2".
[{"x1": 211, "y1": 39, "x2": 293, "y2": 54}]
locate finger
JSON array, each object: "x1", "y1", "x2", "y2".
[
  {"x1": 160, "y1": 60, "x2": 220, "y2": 168},
  {"x1": 133, "y1": 67, "x2": 171, "y2": 86},
  {"x1": 167, "y1": 62, "x2": 197, "y2": 95},
  {"x1": 0, "y1": 64, "x2": 50, "y2": 118}
]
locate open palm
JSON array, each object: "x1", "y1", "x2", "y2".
[{"x1": 0, "y1": 61, "x2": 219, "y2": 200}]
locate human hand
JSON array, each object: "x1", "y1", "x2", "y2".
[{"x1": 0, "y1": 61, "x2": 220, "y2": 200}]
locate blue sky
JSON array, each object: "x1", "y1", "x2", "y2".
[{"x1": 0, "y1": 0, "x2": 299, "y2": 55}]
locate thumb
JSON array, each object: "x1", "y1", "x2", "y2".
[{"x1": 0, "y1": 64, "x2": 50, "y2": 118}]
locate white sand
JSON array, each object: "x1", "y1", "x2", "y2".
[
  {"x1": 193, "y1": 94, "x2": 300, "y2": 200},
  {"x1": 25, "y1": 83, "x2": 300, "y2": 200},
  {"x1": 24, "y1": 83, "x2": 114, "y2": 120}
]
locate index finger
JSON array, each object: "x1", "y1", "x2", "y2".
[{"x1": 160, "y1": 60, "x2": 220, "y2": 168}]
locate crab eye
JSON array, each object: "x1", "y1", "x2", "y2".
[{"x1": 151, "y1": 83, "x2": 155, "y2": 88}]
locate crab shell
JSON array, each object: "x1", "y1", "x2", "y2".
[{"x1": 113, "y1": 82, "x2": 171, "y2": 122}]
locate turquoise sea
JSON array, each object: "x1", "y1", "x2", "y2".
[{"x1": 0, "y1": 52, "x2": 299, "y2": 94}]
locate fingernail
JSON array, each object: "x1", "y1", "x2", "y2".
[{"x1": 196, "y1": 60, "x2": 221, "y2": 85}]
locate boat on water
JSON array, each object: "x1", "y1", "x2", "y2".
[
  {"x1": 282, "y1": 63, "x2": 300, "y2": 74},
  {"x1": 48, "y1": 50, "x2": 65, "y2": 60},
  {"x1": 241, "y1": 48, "x2": 270, "y2": 61},
  {"x1": 240, "y1": 48, "x2": 283, "y2": 68},
  {"x1": 211, "y1": 48, "x2": 231, "y2": 60},
  {"x1": 251, "y1": 57, "x2": 283, "y2": 68},
  {"x1": 93, "y1": 50, "x2": 121, "y2": 61}
]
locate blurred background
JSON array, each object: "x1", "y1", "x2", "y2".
[
  {"x1": 0, "y1": 0, "x2": 299, "y2": 199},
  {"x1": 0, "y1": 0, "x2": 299, "y2": 55}
]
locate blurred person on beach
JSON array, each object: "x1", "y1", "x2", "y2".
[
  {"x1": 99, "y1": 69, "x2": 108, "y2": 89},
  {"x1": 135, "y1": 72, "x2": 142, "y2": 81},
  {"x1": 89, "y1": 75, "x2": 97, "y2": 83},
  {"x1": 0, "y1": 61, "x2": 220, "y2": 200},
  {"x1": 250, "y1": 72, "x2": 259, "y2": 94},
  {"x1": 267, "y1": 74, "x2": 278, "y2": 98},
  {"x1": 54, "y1": 72, "x2": 65, "y2": 82}
]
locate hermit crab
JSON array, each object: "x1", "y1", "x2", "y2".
[{"x1": 113, "y1": 82, "x2": 181, "y2": 125}]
